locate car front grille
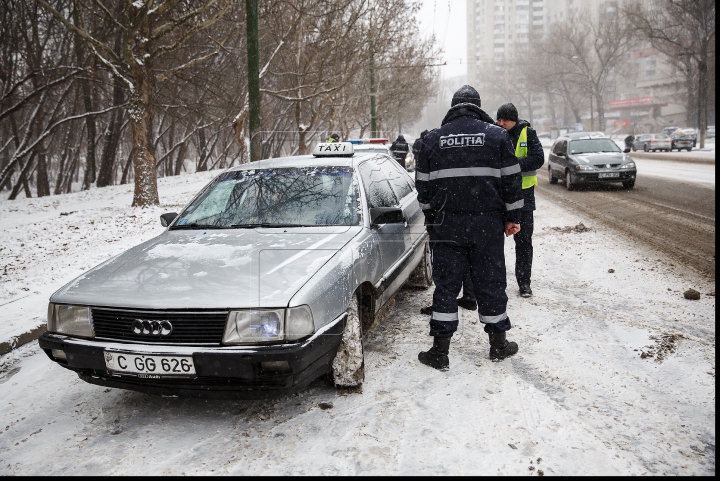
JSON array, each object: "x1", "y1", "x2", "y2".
[{"x1": 92, "y1": 308, "x2": 228, "y2": 345}]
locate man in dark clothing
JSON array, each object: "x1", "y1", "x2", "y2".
[
  {"x1": 390, "y1": 134, "x2": 410, "y2": 168},
  {"x1": 623, "y1": 135, "x2": 634, "y2": 151},
  {"x1": 412, "y1": 130, "x2": 429, "y2": 159},
  {"x1": 416, "y1": 85, "x2": 522, "y2": 370},
  {"x1": 496, "y1": 102, "x2": 545, "y2": 297}
]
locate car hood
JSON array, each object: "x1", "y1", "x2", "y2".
[
  {"x1": 571, "y1": 152, "x2": 627, "y2": 165},
  {"x1": 51, "y1": 226, "x2": 361, "y2": 310}
]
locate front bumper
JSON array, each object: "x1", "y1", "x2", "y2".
[
  {"x1": 38, "y1": 313, "x2": 346, "y2": 399},
  {"x1": 573, "y1": 170, "x2": 636, "y2": 183}
]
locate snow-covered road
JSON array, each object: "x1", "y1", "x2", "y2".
[
  {"x1": 632, "y1": 157, "x2": 715, "y2": 186},
  {"x1": 0, "y1": 171, "x2": 714, "y2": 475}
]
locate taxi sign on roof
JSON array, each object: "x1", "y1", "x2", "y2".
[{"x1": 313, "y1": 142, "x2": 354, "y2": 157}]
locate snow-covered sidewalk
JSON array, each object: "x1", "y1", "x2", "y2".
[{"x1": 0, "y1": 174, "x2": 714, "y2": 475}]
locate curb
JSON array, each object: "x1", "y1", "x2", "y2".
[{"x1": 0, "y1": 325, "x2": 46, "y2": 356}]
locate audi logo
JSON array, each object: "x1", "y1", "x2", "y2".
[{"x1": 131, "y1": 319, "x2": 173, "y2": 336}]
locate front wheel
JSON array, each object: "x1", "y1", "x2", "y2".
[
  {"x1": 643, "y1": 144, "x2": 649, "y2": 152},
  {"x1": 565, "y1": 170, "x2": 575, "y2": 191},
  {"x1": 331, "y1": 294, "x2": 365, "y2": 387},
  {"x1": 548, "y1": 166, "x2": 558, "y2": 184},
  {"x1": 622, "y1": 180, "x2": 635, "y2": 189}
]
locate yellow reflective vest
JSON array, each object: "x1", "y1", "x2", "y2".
[{"x1": 516, "y1": 126, "x2": 538, "y2": 189}]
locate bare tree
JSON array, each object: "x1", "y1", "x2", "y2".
[
  {"x1": 38, "y1": 0, "x2": 233, "y2": 206},
  {"x1": 623, "y1": 0, "x2": 715, "y2": 147}
]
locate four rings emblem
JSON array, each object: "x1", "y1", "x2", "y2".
[{"x1": 131, "y1": 319, "x2": 173, "y2": 336}]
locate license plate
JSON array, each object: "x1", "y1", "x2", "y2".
[
  {"x1": 104, "y1": 351, "x2": 196, "y2": 377},
  {"x1": 598, "y1": 172, "x2": 620, "y2": 178}
]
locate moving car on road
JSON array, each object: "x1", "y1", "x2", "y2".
[
  {"x1": 39, "y1": 142, "x2": 432, "y2": 398},
  {"x1": 632, "y1": 133, "x2": 671, "y2": 152},
  {"x1": 548, "y1": 132, "x2": 637, "y2": 190}
]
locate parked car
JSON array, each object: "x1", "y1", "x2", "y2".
[
  {"x1": 547, "y1": 132, "x2": 637, "y2": 190},
  {"x1": 631, "y1": 133, "x2": 672, "y2": 152},
  {"x1": 670, "y1": 131, "x2": 694, "y2": 151},
  {"x1": 348, "y1": 138, "x2": 414, "y2": 172},
  {"x1": 39, "y1": 142, "x2": 432, "y2": 398},
  {"x1": 707, "y1": 125, "x2": 715, "y2": 139}
]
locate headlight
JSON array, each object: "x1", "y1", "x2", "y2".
[
  {"x1": 47, "y1": 303, "x2": 95, "y2": 338},
  {"x1": 222, "y1": 306, "x2": 315, "y2": 345},
  {"x1": 620, "y1": 161, "x2": 636, "y2": 169},
  {"x1": 575, "y1": 164, "x2": 596, "y2": 170}
]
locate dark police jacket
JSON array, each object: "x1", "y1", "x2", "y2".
[
  {"x1": 416, "y1": 104, "x2": 524, "y2": 225},
  {"x1": 508, "y1": 119, "x2": 544, "y2": 211}
]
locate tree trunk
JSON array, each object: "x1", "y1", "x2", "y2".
[
  {"x1": 196, "y1": 128, "x2": 208, "y2": 172},
  {"x1": 698, "y1": 37, "x2": 708, "y2": 149},
  {"x1": 128, "y1": 64, "x2": 160, "y2": 206}
]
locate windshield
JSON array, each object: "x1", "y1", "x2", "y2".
[
  {"x1": 173, "y1": 167, "x2": 360, "y2": 228},
  {"x1": 569, "y1": 139, "x2": 622, "y2": 154}
]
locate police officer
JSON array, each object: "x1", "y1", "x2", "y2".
[
  {"x1": 390, "y1": 134, "x2": 410, "y2": 167},
  {"x1": 416, "y1": 85, "x2": 523, "y2": 370},
  {"x1": 496, "y1": 103, "x2": 544, "y2": 297},
  {"x1": 327, "y1": 133, "x2": 340, "y2": 143}
]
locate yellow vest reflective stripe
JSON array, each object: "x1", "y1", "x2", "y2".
[{"x1": 515, "y1": 126, "x2": 538, "y2": 189}]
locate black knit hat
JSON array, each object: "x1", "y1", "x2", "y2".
[
  {"x1": 451, "y1": 85, "x2": 481, "y2": 108},
  {"x1": 496, "y1": 103, "x2": 519, "y2": 122}
]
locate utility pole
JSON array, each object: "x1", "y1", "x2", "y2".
[
  {"x1": 246, "y1": 0, "x2": 261, "y2": 161},
  {"x1": 370, "y1": 53, "x2": 377, "y2": 137}
]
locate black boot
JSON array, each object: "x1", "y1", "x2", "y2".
[
  {"x1": 488, "y1": 331, "x2": 518, "y2": 361},
  {"x1": 420, "y1": 305, "x2": 433, "y2": 315},
  {"x1": 418, "y1": 337, "x2": 451, "y2": 370}
]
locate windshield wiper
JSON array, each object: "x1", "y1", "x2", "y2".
[
  {"x1": 230, "y1": 223, "x2": 315, "y2": 228},
  {"x1": 170, "y1": 223, "x2": 227, "y2": 230}
]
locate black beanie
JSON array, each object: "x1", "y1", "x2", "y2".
[
  {"x1": 451, "y1": 85, "x2": 481, "y2": 108},
  {"x1": 497, "y1": 102, "x2": 519, "y2": 122}
]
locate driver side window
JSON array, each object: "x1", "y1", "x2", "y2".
[{"x1": 358, "y1": 161, "x2": 399, "y2": 209}]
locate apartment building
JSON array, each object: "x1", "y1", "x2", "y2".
[{"x1": 466, "y1": 0, "x2": 689, "y2": 134}]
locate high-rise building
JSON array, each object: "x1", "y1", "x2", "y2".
[{"x1": 465, "y1": 0, "x2": 693, "y2": 134}]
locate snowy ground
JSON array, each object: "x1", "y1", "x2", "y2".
[
  {"x1": 0, "y1": 170, "x2": 715, "y2": 475},
  {"x1": 632, "y1": 157, "x2": 715, "y2": 187}
]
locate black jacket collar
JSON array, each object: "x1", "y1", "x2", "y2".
[{"x1": 441, "y1": 103, "x2": 495, "y2": 126}]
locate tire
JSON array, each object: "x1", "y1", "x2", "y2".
[
  {"x1": 687, "y1": 148, "x2": 692, "y2": 152},
  {"x1": 408, "y1": 239, "x2": 433, "y2": 288},
  {"x1": 565, "y1": 170, "x2": 575, "y2": 191},
  {"x1": 632, "y1": 146, "x2": 637, "y2": 152},
  {"x1": 622, "y1": 180, "x2": 635, "y2": 189},
  {"x1": 331, "y1": 293, "x2": 365, "y2": 387},
  {"x1": 548, "y1": 166, "x2": 558, "y2": 184},
  {"x1": 643, "y1": 144, "x2": 649, "y2": 152}
]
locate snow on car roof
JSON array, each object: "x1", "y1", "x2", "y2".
[{"x1": 226, "y1": 151, "x2": 378, "y2": 172}]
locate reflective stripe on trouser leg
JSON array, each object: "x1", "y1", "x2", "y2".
[{"x1": 429, "y1": 239, "x2": 466, "y2": 338}]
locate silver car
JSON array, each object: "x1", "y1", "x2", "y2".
[
  {"x1": 632, "y1": 134, "x2": 672, "y2": 152},
  {"x1": 39, "y1": 144, "x2": 432, "y2": 398}
]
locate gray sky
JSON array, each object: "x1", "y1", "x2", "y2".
[{"x1": 415, "y1": 0, "x2": 467, "y2": 80}]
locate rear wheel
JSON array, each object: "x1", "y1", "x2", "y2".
[
  {"x1": 332, "y1": 294, "x2": 365, "y2": 387},
  {"x1": 548, "y1": 166, "x2": 558, "y2": 184},
  {"x1": 687, "y1": 147, "x2": 692, "y2": 151},
  {"x1": 408, "y1": 239, "x2": 433, "y2": 288},
  {"x1": 565, "y1": 170, "x2": 575, "y2": 191},
  {"x1": 643, "y1": 144, "x2": 649, "y2": 152}
]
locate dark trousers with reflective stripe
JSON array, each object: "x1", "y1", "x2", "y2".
[
  {"x1": 429, "y1": 212, "x2": 509, "y2": 338},
  {"x1": 513, "y1": 210, "x2": 534, "y2": 288}
]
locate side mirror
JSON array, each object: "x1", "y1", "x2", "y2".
[
  {"x1": 623, "y1": 148, "x2": 631, "y2": 153},
  {"x1": 160, "y1": 212, "x2": 178, "y2": 227},
  {"x1": 370, "y1": 207, "x2": 404, "y2": 226}
]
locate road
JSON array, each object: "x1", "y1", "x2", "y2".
[{"x1": 537, "y1": 153, "x2": 716, "y2": 279}]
